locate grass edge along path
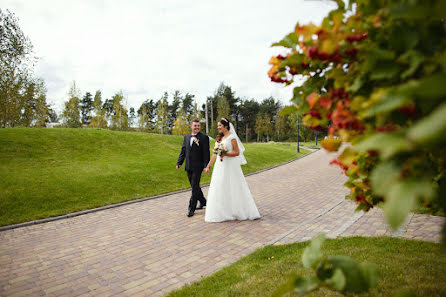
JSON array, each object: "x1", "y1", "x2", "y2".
[
  {"x1": 166, "y1": 236, "x2": 446, "y2": 297},
  {"x1": 0, "y1": 128, "x2": 311, "y2": 228},
  {"x1": 0, "y1": 148, "x2": 315, "y2": 232}
]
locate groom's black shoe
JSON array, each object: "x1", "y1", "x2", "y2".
[
  {"x1": 187, "y1": 209, "x2": 195, "y2": 217},
  {"x1": 196, "y1": 201, "x2": 206, "y2": 210}
]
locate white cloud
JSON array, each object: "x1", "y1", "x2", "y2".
[{"x1": 3, "y1": 0, "x2": 336, "y2": 113}]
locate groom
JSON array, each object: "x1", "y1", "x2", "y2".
[{"x1": 176, "y1": 119, "x2": 210, "y2": 217}]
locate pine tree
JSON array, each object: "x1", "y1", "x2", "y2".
[
  {"x1": 168, "y1": 90, "x2": 182, "y2": 130},
  {"x1": 239, "y1": 99, "x2": 260, "y2": 142},
  {"x1": 81, "y1": 92, "x2": 93, "y2": 126},
  {"x1": 138, "y1": 99, "x2": 157, "y2": 131},
  {"x1": 182, "y1": 93, "x2": 195, "y2": 119}
]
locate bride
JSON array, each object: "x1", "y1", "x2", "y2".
[{"x1": 204, "y1": 118, "x2": 261, "y2": 222}]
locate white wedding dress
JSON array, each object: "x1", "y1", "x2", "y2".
[{"x1": 205, "y1": 133, "x2": 261, "y2": 222}]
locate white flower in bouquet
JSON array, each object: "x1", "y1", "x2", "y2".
[{"x1": 213, "y1": 143, "x2": 228, "y2": 162}]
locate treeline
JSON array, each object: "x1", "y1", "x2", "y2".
[
  {"x1": 60, "y1": 81, "x2": 322, "y2": 142},
  {"x1": 0, "y1": 9, "x2": 322, "y2": 142}
]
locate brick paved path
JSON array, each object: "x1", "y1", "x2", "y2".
[{"x1": 0, "y1": 150, "x2": 443, "y2": 296}]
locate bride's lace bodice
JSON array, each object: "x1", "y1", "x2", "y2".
[{"x1": 221, "y1": 134, "x2": 235, "y2": 151}]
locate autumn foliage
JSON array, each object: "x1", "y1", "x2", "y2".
[{"x1": 269, "y1": 0, "x2": 446, "y2": 238}]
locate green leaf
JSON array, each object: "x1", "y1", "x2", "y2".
[
  {"x1": 316, "y1": 259, "x2": 334, "y2": 281},
  {"x1": 338, "y1": 147, "x2": 357, "y2": 167},
  {"x1": 384, "y1": 179, "x2": 435, "y2": 229},
  {"x1": 327, "y1": 255, "x2": 369, "y2": 293},
  {"x1": 347, "y1": 77, "x2": 363, "y2": 93},
  {"x1": 370, "y1": 161, "x2": 401, "y2": 197},
  {"x1": 354, "y1": 132, "x2": 413, "y2": 159},
  {"x1": 282, "y1": 54, "x2": 304, "y2": 66},
  {"x1": 366, "y1": 48, "x2": 396, "y2": 61},
  {"x1": 411, "y1": 73, "x2": 446, "y2": 99},
  {"x1": 407, "y1": 103, "x2": 446, "y2": 144},
  {"x1": 398, "y1": 50, "x2": 424, "y2": 80},
  {"x1": 302, "y1": 233, "x2": 325, "y2": 269},
  {"x1": 325, "y1": 268, "x2": 346, "y2": 291},
  {"x1": 294, "y1": 277, "x2": 320, "y2": 296},
  {"x1": 359, "y1": 262, "x2": 379, "y2": 289},
  {"x1": 370, "y1": 63, "x2": 401, "y2": 80},
  {"x1": 362, "y1": 91, "x2": 410, "y2": 118},
  {"x1": 272, "y1": 32, "x2": 299, "y2": 48}
]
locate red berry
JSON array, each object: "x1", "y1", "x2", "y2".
[{"x1": 308, "y1": 47, "x2": 318, "y2": 59}]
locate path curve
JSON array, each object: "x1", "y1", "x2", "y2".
[{"x1": 0, "y1": 149, "x2": 443, "y2": 297}]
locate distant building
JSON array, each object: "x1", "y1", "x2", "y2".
[{"x1": 45, "y1": 122, "x2": 62, "y2": 128}]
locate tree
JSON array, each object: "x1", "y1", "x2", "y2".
[
  {"x1": 32, "y1": 82, "x2": 49, "y2": 127},
  {"x1": 92, "y1": 90, "x2": 102, "y2": 115},
  {"x1": 216, "y1": 96, "x2": 230, "y2": 122},
  {"x1": 268, "y1": 0, "x2": 446, "y2": 239},
  {"x1": 172, "y1": 108, "x2": 189, "y2": 136},
  {"x1": 138, "y1": 104, "x2": 149, "y2": 131},
  {"x1": 192, "y1": 103, "x2": 201, "y2": 122},
  {"x1": 89, "y1": 90, "x2": 107, "y2": 128},
  {"x1": 62, "y1": 81, "x2": 81, "y2": 128},
  {"x1": 138, "y1": 99, "x2": 156, "y2": 130},
  {"x1": 239, "y1": 99, "x2": 260, "y2": 142},
  {"x1": 168, "y1": 90, "x2": 182, "y2": 129},
  {"x1": 102, "y1": 98, "x2": 114, "y2": 122},
  {"x1": 0, "y1": 9, "x2": 49, "y2": 128},
  {"x1": 110, "y1": 91, "x2": 128, "y2": 130},
  {"x1": 217, "y1": 83, "x2": 239, "y2": 116},
  {"x1": 206, "y1": 83, "x2": 240, "y2": 132},
  {"x1": 155, "y1": 93, "x2": 169, "y2": 134},
  {"x1": 62, "y1": 98, "x2": 81, "y2": 128},
  {"x1": 182, "y1": 92, "x2": 195, "y2": 119},
  {"x1": 80, "y1": 92, "x2": 93, "y2": 126},
  {"x1": 255, "y1": 114, "x2": 273, "y2": 142},
  {"x1": 259, "y1": 97, "x2": 281, "y2": 117},
  {"x1": 274, "y1": 113, "x2": 288, "y2": 141}
]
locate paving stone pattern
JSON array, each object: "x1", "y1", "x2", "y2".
[{"x1": 0, "y1": 150, "x2": 443, "y2": 296}]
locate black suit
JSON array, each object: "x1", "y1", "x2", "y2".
[{"x1": 177, "y1": 132, "x2": 210, "y2": 212}]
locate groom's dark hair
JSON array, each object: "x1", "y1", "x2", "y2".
[{"x1": 190, "y1": 119, "x2": 200, "y2": 124}]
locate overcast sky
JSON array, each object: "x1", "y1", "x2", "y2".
[{"x1": 3, "y1": 0, "x2": 336, "y2": 113}]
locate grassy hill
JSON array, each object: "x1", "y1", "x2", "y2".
[{"x1": 0, "y1": 128, "x2": 309, "y2": 226}]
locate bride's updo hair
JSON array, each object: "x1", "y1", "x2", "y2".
[
  {"x1": 216, "y1": 118, "x2": 230, "y2": 142},
  {"x1": 219, "y1": 118, "x2": 230, "y2": 131}
]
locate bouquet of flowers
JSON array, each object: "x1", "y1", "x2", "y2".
[{"x1": 213, "y1": 143, "x2": 228, "y2": 162}]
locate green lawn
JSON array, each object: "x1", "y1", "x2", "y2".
[
  {"x1": 300, "y1": 140, "x2": 321, "y2": 149},
  {"x1": 167, "y1": 237, "x2": 446, "y2": 297},
  {"x1": 0, "y1": 128, "x2": 309, "y2": 226}
]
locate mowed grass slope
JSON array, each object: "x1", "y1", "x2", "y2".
[{"x1": 0, "y1": 128, "x2": 309, "y2": 226}]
